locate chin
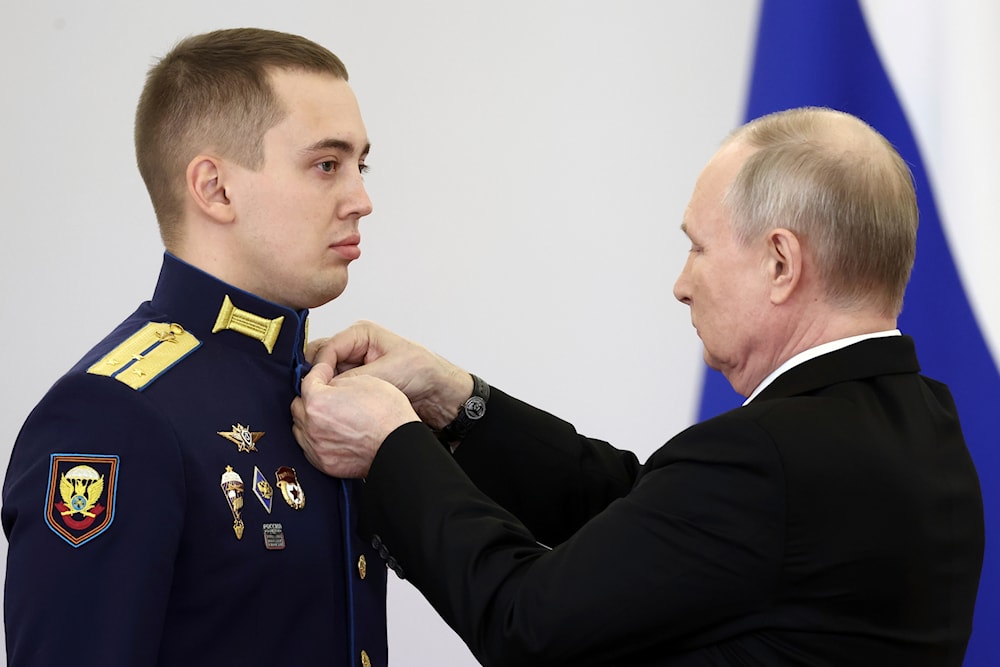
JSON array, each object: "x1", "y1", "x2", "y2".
[
  {"x1": 302, "y1": 269, "x2": 349, "y2": 306},
  {"x1": 317, "y1": 280, "x2": 349, "y2": 306},
  {"x1": 703, "y1": 355, "x2": 730, "y2": 378}
]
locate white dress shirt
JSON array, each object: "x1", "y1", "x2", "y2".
[{"x1": 744, "y1": 329, "x2": 902, "y2": 405}]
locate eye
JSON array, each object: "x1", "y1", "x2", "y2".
[
  {"x1": 359, "y1": 162, "x2": 370, "y2": 175},
  {"x1": 318, "y1": 160, "x2": 337, "y2": 174}
]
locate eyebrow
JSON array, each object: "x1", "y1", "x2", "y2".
[{"x1": 302, "y1": 138, "x2": 371, "y2": 157}]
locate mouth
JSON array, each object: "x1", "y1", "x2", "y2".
[{"x1": 330, "y1": 234, "x2": 361, "y2": 261}]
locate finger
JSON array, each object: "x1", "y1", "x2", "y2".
[
  {"x1": 304, "y1": 337, "x2": 329, "y2": 363},
  {"x1": 297, "y1": 434, "x2": 320, "y2": 468},
  {"x1": 290, "y1": 395, "x2": 305, "y2": 426},
  {"x1": 291, "y1": 419, "x2": 305, "y2": 449},
  {"x1": 300, "y1": 362, "x2": 336, "y2": 396},
  {"x1": 309, "y1": 337, "x2": 341, "y2": 367},
  {"x1": 334, "y1": 357, "x2": 392, "y2": 382},
  {"x1": 312, "y1": 322, "x2": 378, "y2": 368}
]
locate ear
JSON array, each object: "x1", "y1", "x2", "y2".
[
  {"x1": 186, "y1": 155, "x2": 234, "y2": 224},
  {"x1": 766, "y1": 227, "x2": 802, "y2": 305}
]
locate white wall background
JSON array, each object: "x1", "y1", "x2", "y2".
[{"x1": 1, "y1": 2, "x2": 995, "y2": 666}]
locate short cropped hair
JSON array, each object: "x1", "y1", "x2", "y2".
[
  {"x1": 724, "y1": 107, "x2": 918, "y2": 317},
  {"x1": 134, "y1": 28, "x2": 350, "y2": 246}
]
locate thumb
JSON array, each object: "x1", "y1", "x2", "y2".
[
  {"x1": 300, "y1": 362, "x2": 335, "y2": 395},
  {"x1": 304, "y1": 337, "x2": 329, "y2": 364}
]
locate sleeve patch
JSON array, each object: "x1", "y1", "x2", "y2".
[{"x1": 45, "y1": 454, "x2": 120, "y2": 547}]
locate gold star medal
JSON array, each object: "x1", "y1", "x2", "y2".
[
  {"x1": 217, "y1": 424, "x2": 264, "y2": 453},
  {"x1": 220, "y1": 466, "x2": 245, "y2": 540}
]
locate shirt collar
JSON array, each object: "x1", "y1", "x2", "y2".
[{"x1": 743, "y1": 329, "x2": 901, "y2": 405}]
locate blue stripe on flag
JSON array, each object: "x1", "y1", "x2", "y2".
[{"x1": 696, "y1": 1, "x2": 1000, "y2": 664}]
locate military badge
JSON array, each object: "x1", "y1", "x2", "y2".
[
  {"x1": 220, "y1": 466, "x2": 245, "y2": 540},
  {"x1": 217, "y1": 424, "x2": 264, "y2": 453},
  {"x1": 275, "y1": 466, "x2": 305, "y2": 510},
  {"x1": 45, "y1": 454, "x2": 119, "y2": 547},
  {"x1": 263, "y1": 522, "x2": 286, "y2": 550},
  {"x1": 252, "y1": 466, "x2": 273, "y2": 513}
]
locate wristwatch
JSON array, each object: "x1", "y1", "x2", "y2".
[{"x1": 438, "y1": 374, "x2": 490, "y2": 444}]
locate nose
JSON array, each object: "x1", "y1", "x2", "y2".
[
  {"x1": 343, "y1": 172, "x2": 373, "y2": 219},
  {"x1": 673, "y1": 260, "x2": 692, "y2": 306}
]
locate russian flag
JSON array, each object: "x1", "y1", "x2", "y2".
[{"x1": 696, "y1": 1, "x2": 1000, "y2": 664}]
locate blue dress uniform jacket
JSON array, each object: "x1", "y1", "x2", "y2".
[
  {"x1": 357, "y1": 336, "x2": 984, "y2": 666},
  {"x1": 3, "y1": 253, "x2": 387, "y2": 666}
]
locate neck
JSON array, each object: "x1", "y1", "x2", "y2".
[{"x1": 728, "y1": 307, "x2": 897, "y2": 397}]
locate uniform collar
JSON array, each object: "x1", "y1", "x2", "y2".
[{"x1": 150, "y1": 253, "x2": 310, "y2": 378}]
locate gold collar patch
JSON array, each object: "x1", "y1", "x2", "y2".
[{"x1": 212, "y1": 295, "x2": 283, "y2": 354}]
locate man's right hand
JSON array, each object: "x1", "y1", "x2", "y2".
[
  {"x1": 308, "y1": 321, "x2": 474, "y2": 430},
  {"x1": 292, "y1": 363, "x2": 419, "y2": 478}
]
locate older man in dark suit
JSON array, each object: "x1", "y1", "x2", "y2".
[{"x1": 292, "y1": 107, "x2": 984, "y2": 666}]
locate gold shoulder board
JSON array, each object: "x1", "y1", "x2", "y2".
[{"x1": 87, "y1": 322, "x2": 201, "y2": 391}]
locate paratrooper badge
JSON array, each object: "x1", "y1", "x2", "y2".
[
  {"x1": 220, "y1": 466, "x2": 245, "y2": 540},
  {"x1": 45, "y1": 454, "x2": 119, "y2": 547}
]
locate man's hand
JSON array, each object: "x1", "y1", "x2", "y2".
[
  {"x1": 292, "y1": 362, "x2": 419, "y2": 478},
  {"x1": 308, "y1": 321, "x2": 473, "y2": 430}
]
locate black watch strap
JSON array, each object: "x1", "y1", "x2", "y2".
[{"x1": 439, "y1": 374, "x2": 490, "y2": 444}]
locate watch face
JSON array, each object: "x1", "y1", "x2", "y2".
[{"x1": 464, "y1": 396, "x2": 487, "y2": 420}]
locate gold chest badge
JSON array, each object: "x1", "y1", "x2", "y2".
[
  {"x1": 217, "y1": 424, "x2": 264, "y2": 453},
  {"x1": 275, "y1": 466, "x2": 306, "y2": 510},
  {"x1": 220, "y1": 466, "x2": 245, "y2": 540}
]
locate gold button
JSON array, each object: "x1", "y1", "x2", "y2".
[
  {"x1": 360, "y1": 649, "x2": 371, "y2": 667},
  {"x1": 357, "y1": 554, "x2": 367, "y2": 580}
]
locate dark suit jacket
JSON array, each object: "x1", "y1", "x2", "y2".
[{"x1": 360, "y1": 336, "x2": 984, "y2": 666}]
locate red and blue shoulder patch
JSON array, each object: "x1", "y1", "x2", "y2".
[{"x1": 45, "y1": 454, "x2": 119, "y2": 547}]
